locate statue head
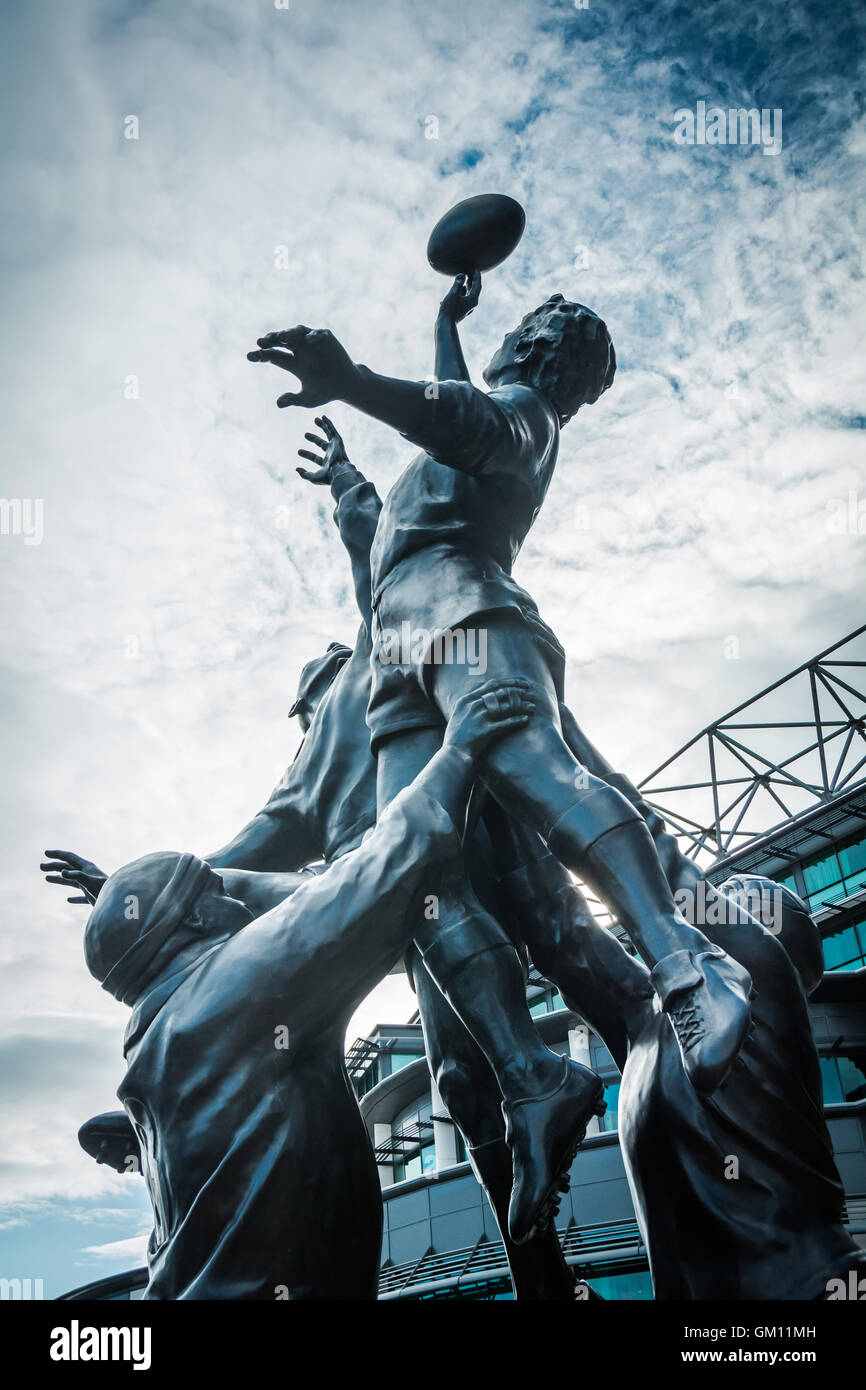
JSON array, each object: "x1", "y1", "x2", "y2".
[
  {"x1": 483, "y1": 294, "x2": 616, "y2": 425},
  {"x1": 288, "y1": 641, "x2": 352, "y2": 733},
  {"x1": 84, "y1": 851, "x2": 252, "y2": 1006},
  {"x1": 719, "y1": 873, "x2": 824, "y2": 997}
]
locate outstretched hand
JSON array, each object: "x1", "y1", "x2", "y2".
[
  {"x1": 444, "y1": 678, "x2": 536, "y2": 761},
  {"x1": 439, "y1": 270, "x2": 482, "y2": 324},
  {"x1": 40, "y1": 850, "x2": 108, "y2": 906},
  {"x1": 296, "y1": 415, "x2": 349, "y2": 485},
  {"x1": 247, "y1": 326, "x2": 357, "y2": 409}
]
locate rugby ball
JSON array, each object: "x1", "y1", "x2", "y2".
[{"x1": 427, "y1": 194, "x2": 526, "y2": 276}]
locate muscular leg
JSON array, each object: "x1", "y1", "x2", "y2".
[
  {"x1": 483, "y1": 800, "x2": 652, "y2": 1071},
  {"x1": 377, "y1": 728, "x2": 604, "y2": 1242},
  {"x1": 557, "y1": 705, "x2": 704, "y2": 910},
  {"x1": 378, "y1": 729, "x2": 581, "y2": 1103},
  {"x1": 430, "y1": 622, "x2": 705, "y2": 964},
  {"x1": 429, "y1": 613, "x2": 752, "y2": 1093},
  {"x1": 410, "y1": 948, "x2": 576, "y2": 1300}
]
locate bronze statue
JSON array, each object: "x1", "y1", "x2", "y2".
[
  {"x1": 44, "y1": 193, "x2": 850, "y2": 1306},
  {"x1": 49, "y1": 685, "x2": 536, "y2": 1299},
  {"x1": 43, "y1": 424, "x2": 593, "y2": 1295},
  {"x1": 247, "y1": 272, "x2": 754, "y2": 1132},
  {"x1": 537, "y1": 857, "x2": 866, "y2": 1299}
]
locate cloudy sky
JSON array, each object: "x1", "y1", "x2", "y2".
[{"x1": 1, "y1": 0, "x2": 864, "y2": 1295}]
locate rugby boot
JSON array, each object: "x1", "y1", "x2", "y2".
[
  {"x1": 650, "y1": 945, "x2": 753, "y2": 1094},
  {"x1": 504, "y1": 1056, "x2": 605, "y2": 1245}
]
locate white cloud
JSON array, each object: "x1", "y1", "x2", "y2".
[
  {"x1": 81, "y1": 1233, "x2": 150, "y2": 1263},
  {"x1": 0, "y1": 0, "x2": 864, "y2": 1225}
]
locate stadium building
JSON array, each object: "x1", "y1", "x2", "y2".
[{"x1": 61, "y1": 629, "x2": 866, "y2": 1300}]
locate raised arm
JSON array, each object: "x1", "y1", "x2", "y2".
[
  {"x1": 247, "y1": 324, "x2": 551, "y2": 483},
  {"x1": 216, "y1": 863, "x2": 324, "y2": 917},
  {"x1": 204, "y1": 792, "x2": 322, "y2": 875},
  {"x1": 206, "y1": 679, "x2": 539, "y2": 1036},
  {"x1": 434, "y1": 271, "x2": 480, "y2": 384},
  {"x1": 295, "y1": 416, "x2": 381, "y2": 632}
]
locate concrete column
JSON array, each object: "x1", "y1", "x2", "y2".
[
  {"x1": 374, "y1": 1123, "x2": 393, "y2": 1190},
  {"x1": 568, "y1": 1023, "x2": 602, "y2": 1136},
  {"x1": 430, "y1": 1078, "x2": 459, "y2": 1171}
]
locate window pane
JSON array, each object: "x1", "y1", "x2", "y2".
[
  {"x1": 803, "y1": 852, "x2": 843, "y2": 897},
  {"x1": 819, "y1": 1057, "x2": 844, "y2": 1105},
  {"x1": 403, "y1": 1154, "x2": 422, "y2": 1181},
  {"x1": 391, "y1": 1051, "x2": 424, "y2": 1074},
  {"x1": 808, "y1": 881, "x2": 847, "y2": 910},
  {"x1": 837, "y1": 1056, "x2": 866, "y2": 1104},
  {"x1": 839, "y1": 834, "x2": 866, "y2": 878},
  {"x1": 822, "y1": 926, "x2": 862, "y2": 971},
  {"x1": 600, "y1": 1081, "x2": 620, "y2": 1131},
  {"x1": 550, "y1": 990, "x2": 566, "y2": 1012},
  {"x1": 584, "y1": 1269, "x2": 653, "y2": 1300}
]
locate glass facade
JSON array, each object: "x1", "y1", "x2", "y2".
[
  {"x1": 390, "y1": 1050, "x2": 425, "y2": 1074},
  {"x1": 390, "y1": 1095, "x2": 434, "y2": 1183},
  {"x1": 356, "y1": 803, "x2": 866, "y2": 1301},
  {"x1": 585, "y1": 1268, "x2": 653, "y2": 1300},
  {"x1": 819, "y1": 1054, "x2": 866, "y2": 1105},
  {"x1": 599, "y1": 1080, "x2": 620, "y2": 1133},
  {"x1": 774, "y1": 828, "x2": 866, "y2": 972},
  {"x1": 528, "y1": 985, "x2": 567, "y2": 1016},
  {"x1": 387, "y1": 1095, "x2": 468, "y2": 1181},
  {"x1": 350, "y1": 1040, "x2": 426, "y2": 1097}
]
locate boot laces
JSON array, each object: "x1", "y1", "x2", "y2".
[{"x1": 670, "y1": 990, "x2": 704, "y2": 1051}]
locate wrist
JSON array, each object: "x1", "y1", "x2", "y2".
[
  {"x1": 329, "y1": 460, "x2": 359, "y2": 500},
  {"x1": 339, "y1": 361, "x2": 366, "y2": 407},
  {"x1": 424, "y1": 743, "x2": 475, "y2": 836},
  {"x1": 440, "y1": 739, "x2": 475, "y2": 769}
]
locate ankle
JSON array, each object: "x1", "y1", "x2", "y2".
[
  {"x1": 641, "y1": 913, "x2": 713, "y2": 969},
  {"x1": 499, "y1": 1050, "x2": 563, "y2": 1102}
]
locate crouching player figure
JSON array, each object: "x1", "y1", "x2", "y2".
[{"x1": 59, "y1": 682, "x2": 535, "y2": 1300}]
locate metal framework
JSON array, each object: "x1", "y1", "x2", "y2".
[
  {"x1": 373, "y1": 1119, "x2": 435, "y2": 1165},
  {"x1": 637, "y1": 626, "x2": 866, "y2": 869},
  {"x1": 378, "y1": 1216, "x2": 646, "y2": 1299},
  {"x1": 344, "y1": 1036, "x2": 382, "y2": 1085},
  {"x1": 376, "y1": 1194, "x2": 866, "y2": 1299}
]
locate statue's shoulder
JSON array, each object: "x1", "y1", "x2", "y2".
[{"x1": 487, "y1": 382, "x2": 559, "y2": 447}]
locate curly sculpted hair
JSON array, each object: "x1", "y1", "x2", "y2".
[{"x1": 485, "y1": 293, "x2": 616, "y2": 424}]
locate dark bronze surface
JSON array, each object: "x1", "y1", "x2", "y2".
[{"x1": 41, "y1": 202, "x2": 860, "y2": 1302}]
